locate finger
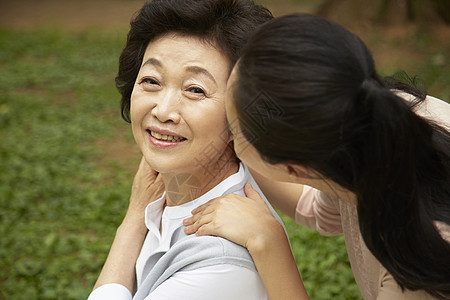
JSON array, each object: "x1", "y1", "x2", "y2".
[
  {"x1": 195, "y1": 223, "x2": 218, "y2": 237},
  {"x1": 138, "y1": 156, "x2": 146, "y2": 168},
  {"x1": 138, "y1": 156, "x2": 151, "y2": 174},
  {"x1": 137, "y1": 156, "x2": 160, "y2": 179},
  {"x1": 191, "y1": 203, "x2": 212, "y2": 216},
  {"x1": 186, "y1": 206, "x2": 215, "y2": 225},
  {"x1": 191, "y1": 197, "x2": 223, "y2": 215},
  {"x1": 183, "y1": 216, "x2": 195, "y2": 226},
  {"x1": 244, "y1": 183, "x2": 262, "y2": 200},
  {"x1": 191, "y1": 201, "x2": 211, "y2": 215},
  {"x1": 151, "y1": 173, "x2": 164, "y2": 189},
  {"x1": 184, "y1": 213, "x2": 215, "y2": 235}
]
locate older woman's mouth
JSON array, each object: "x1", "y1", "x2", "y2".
[
  {"x1": 148, "y1": 130, "x2": 187, "y2": 143},
  {"x1": 151, "y1": 131, "x2": 185, "y2": 142}
]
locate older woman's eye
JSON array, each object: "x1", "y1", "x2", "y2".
[
  {"x1": 187, "y1": 86, "x2": 205, "y2": 95},
  {"x1": 140, "y1": 77, "x2": 159, "y2": 85}
]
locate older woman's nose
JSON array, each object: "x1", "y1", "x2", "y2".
[{"x1": 151, "y1": 91, "x2": 181, "y2": 123}]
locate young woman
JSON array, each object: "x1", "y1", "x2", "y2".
[
  {"x1": 184, "y1": 13, "x2": 450, "y2": 299},
  {"x1": 88, "y1": 1, "x2": 304, "y2": 300}
]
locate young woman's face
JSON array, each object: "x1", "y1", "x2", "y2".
[
  {"x1": 131, "y1": 34, "x2": 233, "y2": 176},
  {"x1": 225, "y1": 68, "x2": 293, "y2": 183}
]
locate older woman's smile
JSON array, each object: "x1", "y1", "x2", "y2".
[
  {"x1": 147, "y1": 127, "x2": 187, "y2": 148},
  {"x1": 149, "y1": 131, "x2": 186, "y2": 142}
]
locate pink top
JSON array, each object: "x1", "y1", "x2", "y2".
[{"x1": 295, "y1": 94, "x2": 450, "y2": 300}]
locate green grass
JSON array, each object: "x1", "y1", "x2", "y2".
[
  {"x1": 0, "y1": 27, "x2": 133, "y2": 299},
  {"x1": 0, "y1": 25, "x2": 448, "y2": 300}
]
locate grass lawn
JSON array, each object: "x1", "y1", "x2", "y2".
[{"x1": 0, "y1": 23, "x2": 448, "y2": 299}]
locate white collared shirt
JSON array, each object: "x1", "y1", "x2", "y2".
[{"x1": 89, "y1": 164, "x2": 267, "y2": 300}]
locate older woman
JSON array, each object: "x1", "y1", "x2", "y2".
[{"x1": 87, "y1": 1, "x2": 295, "y2": 300}]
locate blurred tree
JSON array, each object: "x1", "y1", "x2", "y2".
[
  {"x1": 316, "y1": 0, "x2": 450, "y2": 24},
  {"x1": 378, "y1": 0, "x2": 414, "y2": 21},
  {"x1": 432, "y1": 0, "x2": 450, "y2": 23}
]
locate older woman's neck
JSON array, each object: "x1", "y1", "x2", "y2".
[{"x1": 162, "y1": 158, "x2": 239, "y2": 207}]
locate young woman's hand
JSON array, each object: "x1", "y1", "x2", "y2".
[
  {"x1": 123, "y1": 156, "x2": 165, "y2": 226},
  {"x1": 183, "y1": 183, "x2": 284, "y2": 253},
  {"x1": 183, "y1": 183, "x2": 309, "y2": 300}
]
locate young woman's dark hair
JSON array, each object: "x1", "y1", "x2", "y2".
[
  {"x1": 116, "y1": 0, "x2": 272, "y2": 122},
  {"x1": 234, "y1": 13, "x2": 450, "y2": 299}
]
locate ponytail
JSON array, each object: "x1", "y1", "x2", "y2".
[{"x1": 354, "y1": 77, "x2": 450, "y2": 298}]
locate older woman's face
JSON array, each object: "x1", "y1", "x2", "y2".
[{"x1": 131, "y1": 34, "x2": 233, "y2": 175}]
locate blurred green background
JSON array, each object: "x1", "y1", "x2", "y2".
[{"x1": 1, "y1": 0, "x2": 449, "y2": 299}]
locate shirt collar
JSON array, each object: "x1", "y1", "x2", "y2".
[{"x1": 145, "y1": 163, "x2": 246, "y2": 228}]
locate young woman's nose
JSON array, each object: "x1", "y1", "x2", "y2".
[{"x1": 151, "y1": 90, "x2": 181, "y2": 123}]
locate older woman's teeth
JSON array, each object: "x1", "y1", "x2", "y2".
[{"x1": 151, "y1": 131, "x2": 185, "y2": 142}]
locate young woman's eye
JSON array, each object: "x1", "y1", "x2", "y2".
[{"x1": 187, "y1": 86, "x2": 205, "y2": 94}]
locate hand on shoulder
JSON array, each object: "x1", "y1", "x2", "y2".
[{"x1": 183, "y1": 183, "x2": 285, "y2": 253}]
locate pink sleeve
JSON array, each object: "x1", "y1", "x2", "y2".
[
  {"x1": 295, "y1": 185, "x2": 343, "y2": 236},
  {"x1": 377, "y1": 269, "x2": 432, "y2": 300}
]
